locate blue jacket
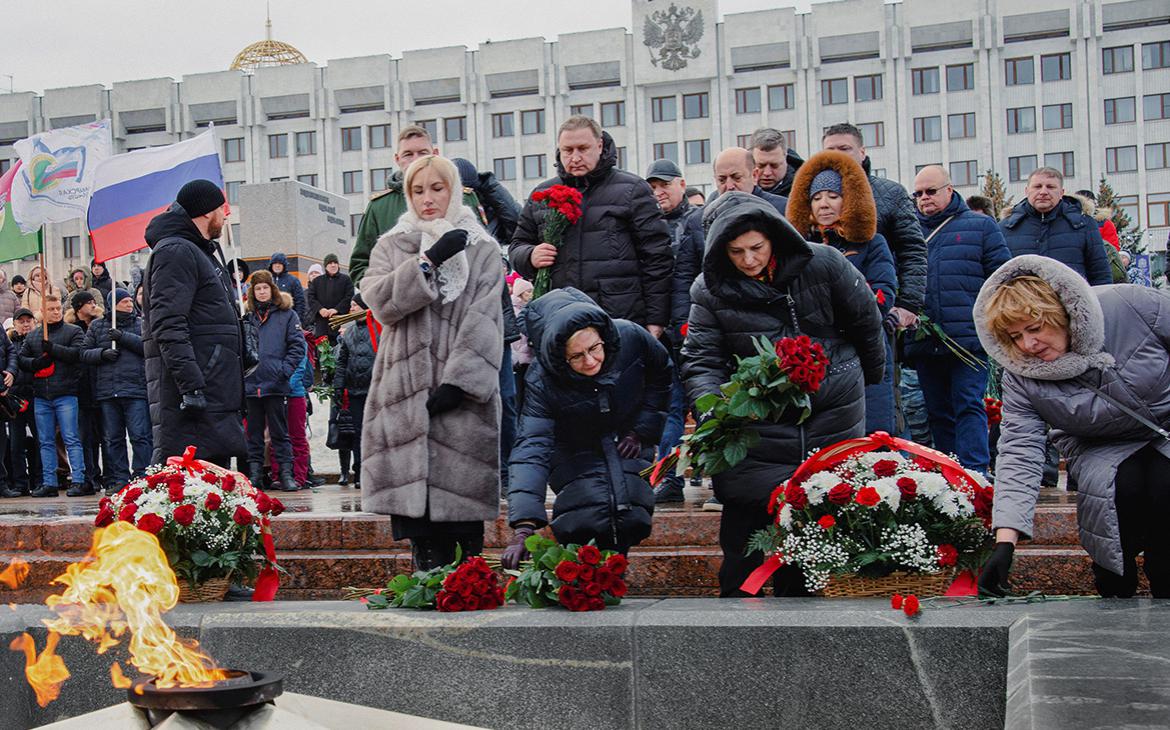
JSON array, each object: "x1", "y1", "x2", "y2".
[
  {"x1": 243, "y1": 300, "x2": 306, "y2": 398},
  {"x1": 999, "y1": 197, "x2": 1111, "y2": 286},
  {"x1": 80, "y1": 311, "x2": 148, "y2": 401},
  {"x1": 268, "y1": 252, "x2": 308, "y2": 325},
  {"x1": 287, "y1": 354, "x2": 313, "y2": 398},
  {"x1": 908, "y1": 193, "x2": 1012, "y2": 358},
  {"x1": 816, "y1": 229, "x2": 897, "y2": 319}
]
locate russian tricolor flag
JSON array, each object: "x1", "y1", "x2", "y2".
[{"x1": 87, "y1": 129, "x2": 225, "y2": 263}]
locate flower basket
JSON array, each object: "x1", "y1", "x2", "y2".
[
  {"x1": 821, "y1": 569, "x2": 956, "y2": 599},
  {"x1": 177, "y1": 575, "x2": 231, "y2": 603}
]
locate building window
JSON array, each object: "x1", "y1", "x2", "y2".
[
  {"x1": 417, "y1": 119, "x2": 438, "y2": 140},
  {"x1": 652, "y1": 142, "x2": 679, "y2": 164},
  {"x1": 342, "y1": 170, "x2": 363, "y2": 194},
  {"x1": 1042, "y1": 103, "x2": 1073, "y2": 130},
  {"x1": 1117, "y1": 196, "x2": 1140, "y2": 227},
  {"x1": 62, "y1": 236, "x2": 80, "y2": 259},
  {"x1": 950, "y1": 160, "x2": 977, "y2": 187},
  {"x1": 1009, "y1": 155, "x2": 1038, "y2": 182},
  {"x1": 947, "y1": 112, "x2": 976, "y2": 139},
  {"x1": 1044, "y1": 151, "x2": 1075, "y2": 177},
  {"x1": 268, "y1": 134, "x2": 288, "y2": 158},
  {"x1": 1145, "y1": 93, "x2": 1170, "y2": 121},
  {"x1": 226, "y1": 181, "x2": 242, "y2": 204},
  {"x1": 493, "y1": 157, "x2": 516, "y2": 181},
  {"x1": 340, "y1": 127, "x2": 361, "y2": 152},
  {"x1": 617, "y1": 147, "x2": 628, "y2": 170},
  {"x1": 0, "y1": 159, "x2": 10, "y2": 176},
  {"x1": 223, "y1": 138, "x2": 245, "y2": 163},
  {"x1": 370, "y1": 167, "x2": 392, "y2": 192},
  {"x1": 350, "y1": 214, "x2": 362, "y2": 237},
  {"x1": 297, "y1": 174, "x2": 318, "y2": 187},
  {"x1": 1041, "y1": 53, "x2": 1072, "y2": 81},
  {"x1": 1004, "y1": 57, "x2": 1034, "y2": 86},
  {"x1": 1146, "y1": 143, "x2": 1170, "y2": 170},
  {"x1": 1148, "y1": 193, "x2": 1170, "y2": 228},
  {"x1": 1105, "y1": 97, "x2": 1137, "y2": 125},
  {"x1": 1103, "y1": 46, "x2": 1134, "y2": 74},
  {"x1": 735, "y1": 88, "x2": 761, "y2": 114},
  {"x1": 491, "y1": 113, "x2": 514, "y2": 138},
  {"x1": 1142, "y1": 41, "x2": 1170, "y2": 70},
  {"x1": 685, "y1": 139, "x2": 710, "y2": 165},
  {"x1": 912, "y1": 67, "x2": 939, "y2": 95},
  {"x1": 913, "y1": 116, "x2": 942, "y2": 143},
  {"x1": 369, "y1": 124, "x2": 391, "y2": 149},
  {"x1": 270, "y1": 176, "x2": 288, "y2": 182},
  {"x1": 945, "y1": 63, "x2": 974, "y2": 91},
  {"x1": 601, "y1": 101, "x2": 626, "y2": 127},
  {"x1": 736, "y1": 134, "x2": 752, "y2": 148},
  {"x1": 570, "y1": 103, "x2": 593, "y2": 118},
  {"x1": 854, "y1": 74, "x2": 883, "y2": 102},
  {"x1": 523, "y1": 154, "x2": 546, "y2": 179},
  {"x1": 857, "y1": 122, "x2": 884, "y2": 148},
  {"x1": 521, "y1": 109, "x2": 545, "y2": 135},
  {"x1": 1006, "y1": 107, "x2": 1036, "y2": 134},
  {"x1": 1106, "y1": 146, "x2": 1139, "y2": 173},
  {"x1": 781, "y1": 130, "x2": 796, "y2": 150},
  {"x1": 768, "y1": 84, "x2": 795, "y2": 111},
  {"x1": 652, "y1": 96, "x2": 677, "y2": 122},
  {"x1": 444, "y1": 116, "x2": 466, "y2": 142},
  {"x1": 915, "y1": 163, "x2": 942, "y2": 175},
  {"x1": 821, "y1": 78, "x2": 848, "y2": 105},
  {"x1": 294, "y1": 131, "x2": 316, "y2": 157},
  {"x1": 682, "y1": 93, "x2": 709, "y2": 119}
]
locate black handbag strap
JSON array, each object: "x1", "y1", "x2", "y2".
[{"x1": 1082, "y1": 380, "x2": 1170, "y2": 441}]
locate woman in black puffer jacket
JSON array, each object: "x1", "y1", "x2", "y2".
[
  {"x1": 683, "y1": 193, "x2": 885, "y2": 596},
  {"x1": 501, "y1": 288, "x2": 672, "y2": 566}
]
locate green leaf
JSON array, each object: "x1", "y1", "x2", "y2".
[
  {"x1": 364, "y1": 593, "x2": 390, "y2": 610},
  {"x1": 387, "y1": 574, "x2": 414, "y2": 595},
  {"x1": 722, "y1": 440, "x2": 748, "y2": 468},
  {"x1": 694, "y1": 393, "x2": 721, "y2": 414},
  {"x1": 190, "y1": 550, "x2": 214, "y2": 567}
]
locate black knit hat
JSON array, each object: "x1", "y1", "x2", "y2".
[
  {"x1": 71, "y1": 290, "x2": 95, "y2": 312},
  {"x1": 11, "y1": 275, "x2": 25, "y2": 286},
  {"x1": 323, "y1": 253, "x2": 339, "y2": 266},
  {"x1": 176, "y1": 179, "x2": 226, "y2": 218}
]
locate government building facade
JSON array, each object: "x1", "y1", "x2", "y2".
[{"x1": 0, "y1": 0, "x2": 1167, "y2": 275}]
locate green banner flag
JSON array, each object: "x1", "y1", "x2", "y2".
[{"x1": 0, "y1": 161, "x2": 42, "y2": 263}]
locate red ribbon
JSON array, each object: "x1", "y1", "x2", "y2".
[
  {"x1": 165, "y1": 445, "x2": 206, "y2": 475},
  {"x1": 741, "y1": 553, "x2": 785, "y2": 596},
  {"x1": 366, "y1": 311, "x2": 382, "y2": 354},
  {"x1": 944, "y1": 569, "x2": 978, "y2": 597},
  {"x1": 252, "y1": 523, "x2": 280, "y2": 602}
]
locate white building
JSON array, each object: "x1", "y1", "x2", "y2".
[{"x1": 0, "y1": 0, "x2": 1167, "y2": 278}]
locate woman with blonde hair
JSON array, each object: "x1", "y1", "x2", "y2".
[{"x1": 22, "y1": 265, "x2": 59, "y2": 320}]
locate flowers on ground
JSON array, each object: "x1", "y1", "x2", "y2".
[
  {"x1": 505, "y1": 535, "x2": 628, "y2": 611},
  {"x1": 362, "y1": 548, "x2": 505, "y2": 612}
]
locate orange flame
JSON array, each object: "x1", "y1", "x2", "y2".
[
  {"x1": 9, "y1": 632, "x2": 70, "y2": 707},
  {"x1": 110, "y1": 661, "x2": 131, "y2": 689},
  {"x1": 0, "y1": 558, "x2": 29, "y2": 589}
]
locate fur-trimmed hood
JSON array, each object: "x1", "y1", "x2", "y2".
[
  {"x1": 973, "y1": 255, "x2": 1115, "y2": 381},
  {"x1": 785, "y1": 150, "x2": 877, "y2": 243}
]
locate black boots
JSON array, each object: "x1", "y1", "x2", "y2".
[
  {"x1": 279, "y1": 464, "x2": 299, "y2": 492},
  {"x1": 338, "y1": 470, "x2": 349, "y2": 486},
  {"x1": 30, "y1": 485, "x2": 59, "y2": 498},
  {"x1": 66, "y1": 482, "x2": 94, "y2": 497},
  {"x1": 248, "y1": 462, "x2": 266, "y2": 490}
]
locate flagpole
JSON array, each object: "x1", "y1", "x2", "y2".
[
  {"x1": 38, "y1": 247, "x2": 47, "y2": 341},
  {"x1": 224, "y1": 220, "x2": 245, "y2": 317}
]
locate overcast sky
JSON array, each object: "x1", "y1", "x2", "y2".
[{"x1": 3, "y1": 0, "x2": 815, "y2": 94}]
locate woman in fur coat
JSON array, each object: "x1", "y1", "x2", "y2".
[{"x1": 360, "y1": 155, "x2": 504, "y2": 570}]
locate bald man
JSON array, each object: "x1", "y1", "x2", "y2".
[
  {"x1": 903, "y1": 165, "x2": 1010, "y2": 475},
  {"x1": 712, "y1": 147, "x2": 787, "y2": 217}
]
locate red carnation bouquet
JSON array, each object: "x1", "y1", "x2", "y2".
[
  {"x1": 357, "y1": 547, "x2": 506, "y2": 612},
  {"x1": 528, "y1": 184, "x2": 583, "y2": 300},
  {"x1": 504, "y1": 534, "x2": 629, "y2": 611},
  {"x1": 648, "y1": 335, "x2": 829, "y2": 482}
]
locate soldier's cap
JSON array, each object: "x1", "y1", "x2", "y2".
[{"x1": 645, "y1": 159, "x2": 683, "y2": 182}]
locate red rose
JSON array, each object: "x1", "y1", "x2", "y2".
[
  {"x1": 605, "y1": 554, "x2": 629, "y2": 575},
  {"x1": 255, "y1": 492, "x2": 272, "y2": 514},
  {"x1": 205, "y1": 492, "x2": 222, "y2": 510},
  {"x1": 911, "y1": 456, "x2": 937, "y2": 473},
  {"x1": 896, "y1": 477, "x2": 918, "y2": 501},
  {"x1": 588, "y1": 598, "x2": 605, "y2": 611},
  {"x1": 269, "y1": 498, "x2": 286, "y2": 517},
  {"x1": 581, "y1": 581, "x2": 602, "y2": 597},
  {"x1": 872, "y1": 459, "x2": 898, "y2": 478},
  {"x1": 854, "y1": 486, "x2": 881, "y2": 507},
  {"x1": 94, "y1": 505, "x2": 115, "y2": 527},
  {"x1": 168, "y1": 484, "x2": 185, "y2": 503},
  {"x1": 437, "y1": 592, "x2": 465, "y2": 612},
  {"x1": 577, "y1": 545, "x2": 601, "y2": 565},
  {"x1": 173, "y1": 504, "x2": 196, "y2": 527},
  {"x1": 891, "y1": 593, "x2": 904, "y2": 610},
  {"x1": 233, "y1": 505, "x2": 253, "y2": 526},
  {"x1": 827, "y1": 483, "x2": 854, "y2": 505},
  {"x1": 200, "y1": 473, "x2": 218, "y2": 485},
  {"x1": 221, "y1": 475, "x2": 237, "y2": 492},
  {"x1": 555, "y1": 561, "x2": 581, "y2": 583},
  {"x1": 122, "y1": 487, "x2": 143, "y2": 504},
  {"x1": 596, "y1": 567, "x2": 616, "y2": 591},
  {"x1": 783, "y1": 483, "x2": 809, "y2": 511},
  {"x1": 165, "y1": 472, "x2": 184, "y2": 487},
  {"x1": 577, "y1": 565, "x2": 595, "y2": 582},
  {"x1": 937, "y1": 544, "x2": 958, "y2": 567},
  {"x1": 558, "y1": 585, "x2": 577, "y2": 607},
  {"x1": 903, "y1": 595, "x2": 921, "y2": 617},
  {"x1": 118, "y1": 503, "x2": 138, "y2": 523},
  {"x1": 610, "y1": 579, "x2": 628, "y2": 598},
  {"x1": 145, "y1": 473, "x2": 165, "y2": 487},
  {"x1": 973, "y1": 485, "x2": 994, "y2": 521},
  {"x1": 817, "y1": 515, "x2": 836, "y2": 530},
  {"x1": 137, "y1": 513, "x2": 165, "y2": 534}
]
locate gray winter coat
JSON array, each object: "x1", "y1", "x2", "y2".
[{"x1": 974, "y1": 255, "x2": 1170, "y2": 575}]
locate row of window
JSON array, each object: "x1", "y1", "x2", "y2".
[
  {"x1": 491, "y1": 154, "x2": 548, "y2": 181},
  {"x1": 1105, "y1": 93, "x2": 1170, "y2": 125},
  {"x1": 818, "y1": 75, "x2": 885, "y2": 106},
  {"x1": 491, "y1": 109, "x2": 545, "y2": 137},
  {"x1": 1102, "y1": 41, "x2": 1170, "y2": 74}
]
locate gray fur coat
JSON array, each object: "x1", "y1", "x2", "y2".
[
  {"x1": 974, "y1": 255, "x2": 1170, "y2": 574},
  {"x1": 359, "y1": 205, "x2": 504, "y2": 520}
]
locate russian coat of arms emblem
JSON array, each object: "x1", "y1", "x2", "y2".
[{"x1": 643, "y1": 4, "x2": 705, "y2": 71}]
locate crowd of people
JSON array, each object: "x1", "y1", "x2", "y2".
[{"x1": 2, "y1": 114, "x2": 1166, "y2": 599}]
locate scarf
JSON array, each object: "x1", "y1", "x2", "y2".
[{"x1": 388, "y1": 206, "x2": 488, "y2": 304}]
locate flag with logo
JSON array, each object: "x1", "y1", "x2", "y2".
[
  {"x1": 9, "y1": 119, "x2": 113, "y2": 233},
  {"x1": 0, "y1": 162, "x2": 43, "y2": 263}
]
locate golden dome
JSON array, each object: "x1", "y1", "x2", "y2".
[{"x1": 230, "y1": 14, "x2": 307, "y2": 72}]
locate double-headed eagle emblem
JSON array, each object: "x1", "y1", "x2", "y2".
[{"x1": 643, "y1": 4, "x2": 704, "y2": 71}]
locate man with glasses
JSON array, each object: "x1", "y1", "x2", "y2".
[{"x1": 904, "y1": 166, "x2": 1010, "y2": 475}]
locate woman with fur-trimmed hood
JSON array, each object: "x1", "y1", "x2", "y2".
[
  {"x1": 787, "y1": 150, "x2": 898, "y2": 434},
  {"x1": 360, "y1": 155, "x2": 504, "y2": 571},
  {"x1": 974, "y1": 255, "x2": 1170, "y2": 598}
]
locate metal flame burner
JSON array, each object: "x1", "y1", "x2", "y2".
[{"x1": 126, "y1": 670, "x2": 283, "y2": 729}]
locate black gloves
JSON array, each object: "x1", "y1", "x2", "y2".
[
  {"x1": 978, "y1": 542, "x2": 1015, "y2": 597},
  {"x1": 32, "y1": 353, "x2": 51, "y2": 371},
  {"x1": 423, "y1": 229, "x2": 469, "y2": 268},
  {"x1": 180, "y1": 390, "x2": 208, "y2": 417},
  {"x1": 616, "y1": 432, "x2": 642, "y2": 460},
  {"x1": 41, "y1": 341, "x2": 54, "y2": 357},
  {"x1": 100, "y1": 349, "x2": 119, "y2": 363},
  {"x1": 109, "y1": 329, "x2": 123, "y2": 343},
  {"x1": 426, "y1": 384, "x2": 464, "y2": 416},
  {"x1": 501, "y1": 525, "x2": 537, "y2": 570},
  {"x1": 882, "y1": 310, "x2": 900, "y2": 336}
]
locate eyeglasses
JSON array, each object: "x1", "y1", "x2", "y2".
[
  {"x1": 566, "y1": 341, "x2": 604, "y2": 366},
  {"x1": 911, "y1": 187, "x2": 949, "y2": 199}
]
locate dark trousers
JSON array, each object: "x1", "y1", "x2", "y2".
[
  {"x1": 99, "y1": 398, "x2": 153, "y2": 487},
  {"x1": 916, "y1": 353, "x2": 990, "y2": 474},
  {"x1": 8, "y1": 407, "x2": 39, "y2": 492},
  {"x1": 863, "y1": 333, "x2": 897, "y2": 434},
  {"x1": 79, "y1": 405, "x2": 105, "y2": 487},
  {"x1": 350, "y1": 394, "x2": 365, "y2": 477},
  {"x1": 718, "y1": 503, "x2": 809, "y2": 597},
  {"x1": 1092, "y1": 445, "x2": 1170, "y2": 598},
  {"x1": 499, "y1": 346, "x2": 516, "y2": 490},
  {"x1": 246, "y1": 396, "x2": 291, "y2": 467}
]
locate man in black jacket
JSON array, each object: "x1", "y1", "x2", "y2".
[
  {"x1": 453, "y1": 158, "x2": 520, "y2": 246},
  {"x1": 713, "y1": 147, "x2": 788, "y2": 216},
  {"x1": 142, "y1": 179, "x2": 246, "y2": 468},
  {"x1": 18, "y1": 294, "x2": 87, "y2": 497},
  {"x1": 305, "y1": 253, "x2": 354, "y2": 341},
  {"x1": 0, "y1": 317, "x2": 18, "y2": 496},
  {"x1": 509, "y1": 115, "x2": 673, "y2": 337},
  {"x1": 3, "y1": 309, "x2": 39, "y2": 497},
  {"x1": 748, "y1": 127, "x2": 804, "y2": 199}
]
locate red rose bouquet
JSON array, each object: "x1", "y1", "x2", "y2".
[
  {"x1": 359, "y1": 548, "x2": 506, "y2": 612},
  {"x1": 528, "y1": 184, "x2": 583, "y2": 300},
  {"x1": 648, "y1": 335, "x2": 829, "y2": 482},
  {"x1": 95, "y1": 448, "x2": 281, "y2": 593},
  {"x1": 504, "y1": 534, "x2": 628, "y2": 611}
]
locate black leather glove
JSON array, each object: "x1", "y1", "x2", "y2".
[
  {"x1": 179, "y1": 390, "x2": 208, "y2": 417},
  {"x1": 423, "y1": 229, "x2": 469, "y2": 267},
  {"x1": 41, "y1": 340, "x2": 54, "y2": 357},
  {"x1": 109, "y1": 328, "x2": 123, "y2": 343},
  {"x1": 616, "y1": 432, "x2": 642, "y2": 459},
  {"x1": 501, "y1": 525, "x2": 537, "y2": 570},
  {"x1": 425, "y1": 384, "x2": 464, "y2": 416},
  {"x1": 978, "y1": 542, "x2": 1015, "y2": 597},
  {"x1": 100, "y1": 349, "x2": 119, "y2": 363}
]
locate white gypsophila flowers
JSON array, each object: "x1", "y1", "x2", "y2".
[
  {"x1": 879, "y1": 524, "x2": 940, "y2": 573},
  {"x1": 782, "y1": 529, "x2": 854, "y2": 592}
]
